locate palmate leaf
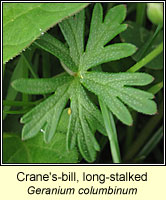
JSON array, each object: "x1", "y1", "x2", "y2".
[
  {"x1": 12, "y1": 72, "x2": 72, "y2": 94},
  {"x1": 21, "y1": 82, "x2": 71, "y2": 142},
  {"x1": 59, "y1": 9, "x2": 85, "y2": 66},
  {"x1": 79, "y1": 4, "x2": 136, "y2": 70},
  {"x1": 34, "y1": 33, "x2": 77, "y2": 72},
  {"x1": 67, "y1": 81, "x2": 106, "y2": 162},
  {"x1": 11, "y1": 3, "x2": 157, "y2": 163},
  {"x1": 80, "y1": 72, "x2": 157, "y2": 125}
]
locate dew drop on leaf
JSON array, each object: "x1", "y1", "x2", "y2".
[{"x1": 40, "y1": 129, "x2": 45, "y2": 134}]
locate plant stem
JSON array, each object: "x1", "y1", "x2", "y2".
[
  {"x1": 133, "y1": 25, "x2": 162, "y2": 61},
  {"x1": 3, "y1": 99, "x2": 41, "y2": 107},
  {"x1": 136, "y1": 3, "x2": 146, "y2": 26},
  {"x1": 148, "y1": 81, "x2": 163, "y2": 95},
  {"x1": 22, "y1": 53, "x2": 38, "y2": 78},
  {"x1": 127, "y1": 42, "x2": 163, "y2": 72},
  {"x1": 3, "y1": 108, "x2": 30, "y2": 115},
  {"x1": 99, "y1": 98, "x2": 121, "y2": 163}
]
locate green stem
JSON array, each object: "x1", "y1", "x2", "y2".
[
  {"x1": 127, "y1": 42, "x2": 163, "y2": 72},
  {"x1": 99, "y1": 98, "x2": 121, "y2": 163},
  {"x1": 22, "y1": 53, "x2": 38, "y2": 78},
  {"x1": 22, "y1": 52, "x2": 47, "y2": 99},
  {"x1": 3, "y1": 108, "x2": 30, "y2": 115},
  {"x1": 3, "y1": 99, "x2": 41, "y2": 107},
  {"x1": 136, "y1": 3, "x2": 146, "y2": 26},
  {"x1": 148, "y1": 81, "x2": 163, "y2": 95},
  {"x1": 134, "y1": 25, "x2": 162, "y2": 61}
]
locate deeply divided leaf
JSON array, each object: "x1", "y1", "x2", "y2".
[
  {"x1": 12, "y1": 72, "x2": 73, "y2": 94},
  {"x1": 67, "y1": 82, "x2": 105, "y2": 162},
  {"x1": 35, "y1": 33, "x2": 77, "y2": 72},
  {"x1": 59, "y1": 9, "x2": 85, "y2": 66},
  {"x1": 79, "y1": 4, "x2": 136, "y2": 70},
  {"x1": 80, "y1": 72, "x2": 157, "y2": 125},
  {"x1": 11, "y1": 3, "x2": 157, "y2": 163},
  {"x1": 21, "y1": 83, "x2": 70, "y2": 142}
]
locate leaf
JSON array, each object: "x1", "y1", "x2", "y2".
[
  {"x1": 12, "y1": 72, "x2": 73, "y2": 94},
  {"x1": 21, "y1": 83, "x2": 70, "y2": 142},
  {"x1": 67, "y1": 82, "x2": 105, "y2": 162},
  {"x1": 3, "y1": 132, "x2": 79, "y2": 163},
  {"x1": 3, "y1": 3, "x2": 89, "y2": 63},
  {"x1": 34, "y1": 33, "x2": 77, "y2": 72},
  {"x1": 59, "y1": 9, "x2": 85, "y2": 66},
  {"x1": 80, "y1": 71, "x2": 157, "y2": 125},
  {"x1": 79, "y1": 4, "x2": 137, "y2": 70},
  {"x1": 11, "y1": 3, "x2": 157, "y2": 163}
]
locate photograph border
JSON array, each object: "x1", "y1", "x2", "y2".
[{"x1": 1, "y1": 0, "x2": 165, "y2": 166}]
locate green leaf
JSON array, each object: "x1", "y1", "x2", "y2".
[
  {"x1": 79, "y1": 4, "x2": 136, "y2": 70},
  {"x1": 59, "y1": 9, "x2": 85, "y2": 66},
  {"x1": 67, "y1": 82, "x2": 106, "y2": 162},
  {"x1": 12, "y1": 72, "x2": 73, "y2": 94},
  {"x1": 80, "y1": 71, "x2": 157, "y2": 125},
  {"x1": 3, "y1": 3, "x2": 89, "y2": 63},
  {"x1": 10, "y1": 3, "x2": 158, "y2": 163},
  {"x1": 34, "y1": 33, "x2": 77, "y2": 72},
  {"x1": 81, "y1": 43, "x2": 137, "y2": 71},
  {"x1": 21, "y1": 83, "x2": 70, "y2": 142},
  {"x1": 3, "y1": 132, "x2": 79, "y2": 163}
]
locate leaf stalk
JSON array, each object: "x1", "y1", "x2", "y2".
[{"x1": 99, "y1": 98, "x2": 121, "y2": 163}]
